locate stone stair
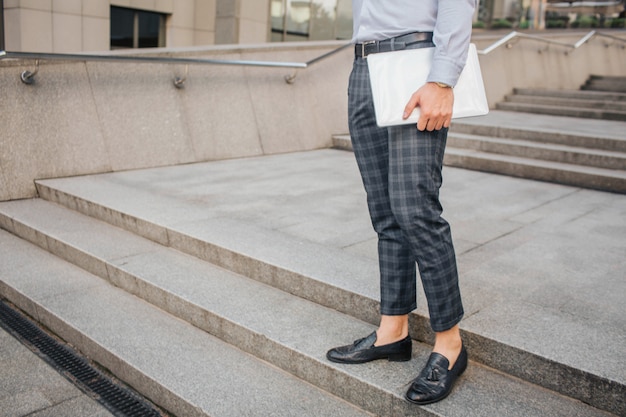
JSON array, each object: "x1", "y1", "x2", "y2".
[
  {"x1": 333, "y1": 110, "x2": 626, "y2": 194},
  {"x1": 0, "y1": 150, "x2": 623, "y2": 417},
  {"x1": 495, "y1": 76, "x2": 626, "y2": 121},
  {"x1": 582, "y1": 75, "x2": 626, "y2": 93},
  {"x1": 445, "y1": 123, "x2": 626, "y2": 194}
]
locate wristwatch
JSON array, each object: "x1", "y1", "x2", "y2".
[{"x1": 435, "y1": 82, "x2": 452, "y2": 89}]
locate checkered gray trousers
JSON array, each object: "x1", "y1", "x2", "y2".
[{"x1": 348, "y1": 55, "x2": 464, "y2": 332}]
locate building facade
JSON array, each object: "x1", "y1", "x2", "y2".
[
  {"x1": 3, "y1": 0, "x2": 219, "y2": 52},
  {"x1": 1, "y1": 0, "x2": 623, "y2": 53}
]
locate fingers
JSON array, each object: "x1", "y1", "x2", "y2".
[
  {"x1": 418, "y1": 111, "x2": 451, "y2": 131},
  {"x1": 428, "y1": 114, "x2": 452, "y2": 131},
  {"x1": 404, "y1": 91, "x2": 442, "y2": 131},
  {"x1": 403, "y1": 92, "x2": 420, "y2": 121},
  {"x1": 417, "y1": 114, "x2": 429, "y2": 131},
  {"x1": 405, "y1": 83, "x2": 454, "y2": 131}
]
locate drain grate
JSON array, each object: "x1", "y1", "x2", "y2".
[{"x1": 0, "y1": 299, "x2": 165, "y2": 417}]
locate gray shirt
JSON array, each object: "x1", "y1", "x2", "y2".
[{"x1": 352, "y1": 0, "x2": 476, "y2": 87}]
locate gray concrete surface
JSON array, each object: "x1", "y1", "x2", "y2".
[
  {"x1": 451, "y1": 110, "x2": 626, "y2": 142},
  {"x1": 0, "y1": 144, "x2": 620, "y2": 414},
  {"x1": 0, "y1": 108, "x2": 624, "y2": 415},
  {"x1": 0, "y1": 231, "x2": 377, "y2": 417},
  {"x1": 1, "y1": 198, "x2": 617, "y2": 417},
  {"x1": 30, "y1": 147, "x2": 625, "y2": 383},
  {"x1": 0, "y1": 326, "x2": 114, "y2": 417}
]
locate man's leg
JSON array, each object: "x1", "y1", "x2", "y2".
[
  {"x1": 348, "y1": 57, "x2": 418, "y2": 340},
  {"x1": 387, "y1": 124, "x2": 464, "y2": 363},
  {"x1": 325, "y1": 57, "x2": 415, "y2": 364}
]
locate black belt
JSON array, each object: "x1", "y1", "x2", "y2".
[{"x1": 355, "y1": 32, "x2": 433, "y2": 58}]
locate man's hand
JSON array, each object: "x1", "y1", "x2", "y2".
[{"x1": 402, "y1": 82, "x2": 454, "y2": 131}]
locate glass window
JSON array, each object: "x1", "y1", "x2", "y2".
[
  {"x1": 286, "y1": 0, "x2": 311, "y2": 37},
  {"x1": 309, "y1": 0, "x2": 336, "y2": 40},
  {"x1": 110, "y1": 7, "x2": 134, "y2": 49},
  {"x1": 272, "y1": 0, "x2": 311, "y2": 41},
  {"x1": 270, "y1": 0, "x2": 353, "y2": 42},
  {"x1": 334, "y1": 0, "x2": 353, "y2": 40},
  {"x1": 270, "y1": 0, "x2": 286, "y2": 41},
  {"x1": 110, "y1": 6, "x2": 166, "y2": 50},
  {"x1": 137, "y1": 11, "x2": 164, "y2": 48}
]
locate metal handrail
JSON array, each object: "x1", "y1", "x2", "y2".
[
  {"x1": 3, "y1": 30, "x2": 625, "y2": 84},
  {"x1": 478, "y1": 30, "x2": 626, "y2": 55},
  {"x1": 0, "y1": 43, "x2": 352, "y2": 86}
]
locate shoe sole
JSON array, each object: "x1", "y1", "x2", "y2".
[
  {"x1": 405, "y1": 349, "x2": 468, "y2": 405},
  {"x1": 326, "y1": 352, "x2": 412, "y2": 364}
]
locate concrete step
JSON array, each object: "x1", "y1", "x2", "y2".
[
  {"x1": 582, "y1": 75, "x2": 626, "y2": 93},
  {"x1": 582, "y1": 83, "x2": 626, "y2": 93},
  {"x1": 335, "y1": 112, "x2": 626, "y2": 153},
  {"x1": 447, "y1": 132, "x2": 626, "y2": 170},
  {"x1": 14, "y1": 166, "x2": 625, "y2": 417},
  {"x1": 586, "y1": 75, "x2": 626, "y2": 82},
  {"x1": 343, "y1": 109, "x2": 626, "y2": 192},
  {"x1": 513, "y1": 87, "x2": 626, "y2": 102},
  {"x1": 451, "y1": 113, "x2": 626, "y2": 152},
  {"x1": 495, "y1": 101, "x2": 626, "y2": 121},
  {"x1": 0, "y1": 199, "x2": 618, "y2": 417},
  {"x1": 500, "y1": 81, "x2": 626, "y2": 120},
  {"x1": 444, "y1": 147, "x2": 626, "y2": 193},
  {"x1": 503, "y1": 94, "x2": 626, "y2": 112},
  {"x1": 0, "y1": 230, "x2": 372, "y2": 417}
]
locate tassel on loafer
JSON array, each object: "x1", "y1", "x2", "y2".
[
  {"x1": 405, "y1": 344, "x2": 468, "y2": 405},
  {"x1": 326, "y1": 332, "x2": 412, "y2": 364}
]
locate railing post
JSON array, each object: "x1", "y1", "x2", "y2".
[{"x1": 0, "y1": 0, "x2": 5, "y2": 51}]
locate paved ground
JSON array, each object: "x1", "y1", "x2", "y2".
[
  {"x1": 452, "y1": 109, "x2": 626, "y2": 140},
  {"x1": 1, "y1": 110, "x2": 624, "y2": 416},
  {"x1": 0, "y1": 325, "x2": 114, "y2": 417},
  {"x1": 89, "y1": 146, "x2": 622, "y2": 385}
]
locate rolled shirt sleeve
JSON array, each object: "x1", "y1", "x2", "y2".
[{"x1": 427, "y1": 0, "x2": 477, "y2": 87}]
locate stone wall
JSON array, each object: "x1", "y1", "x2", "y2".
[
  {"x1": 1, "y1": 31, "x2": 625, "y2": 201},
  {"x1": 472, "y1": 30, "x2": 626, "y2": 107},
  {"x1": 0, "y1": 42, "x2": 352, "y2": 201}
]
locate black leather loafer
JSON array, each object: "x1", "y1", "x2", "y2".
[
  {"x1": 326, "y1": 332, "x2": 412, "y2": 364},
  {"x1": 405, "y1": 345, "x2": 467, "y2": 405}
]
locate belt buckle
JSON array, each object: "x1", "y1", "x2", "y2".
[{"x1": 361, "y1": 40, "x2": 376, "y2": 58}]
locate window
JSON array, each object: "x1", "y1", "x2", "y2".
[
  {"x1": 110, "y1": 7, "x2": 166, "y2": 50},
  {"x1": 271, "y1": 0, "x2": 311, "y2": 41},
  {"x1": 270, "y1": 0, "x2": 352, "y2": 42}
]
